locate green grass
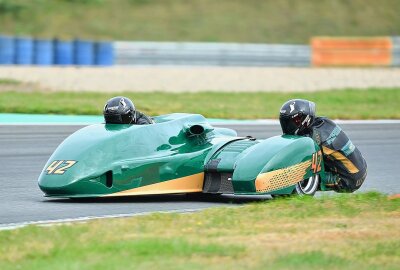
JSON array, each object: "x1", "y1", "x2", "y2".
[
  {"x1": 0, "y1": 192, "x2": 399, "y2": 270},
  {"x1": 0, "y1": 78, "x2": 20, "y2": 85},
  {"x1": 0, "y1": 88, "x2": 399, "y2": 119},
  {"x1": 0, "y1": 0, "x2": 399, "y2": 43}
]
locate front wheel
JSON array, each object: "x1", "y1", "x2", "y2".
[{"x1": 294, "y1": 174, "x2": 320, "y2": 196}]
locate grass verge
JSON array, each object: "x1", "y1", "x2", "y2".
[
  {"x1": 0, "y1": 88, "x2": 399, "y2": 119},
  {"x1": 0, "y1": 79, "x2": 20, "y2": 85},
  {"x1": 0, "y1": 192, "x2": 399, "y2": 269},
  {"x1": 1, "y1": 0, "x2": 399, "y2": 43}
]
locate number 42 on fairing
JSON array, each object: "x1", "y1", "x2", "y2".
[{"x1": 45, "y1": 160, "x2": 77, "y2": 175}]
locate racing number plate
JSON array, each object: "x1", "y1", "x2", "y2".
[
  {"x1": 45, "y1": 160, "x2": 77, "y2": 175},
  {"x1": 311, "y1": 151, "x2": 322, "y2": 173}
]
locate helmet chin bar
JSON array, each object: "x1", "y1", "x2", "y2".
[
  {"x1": 130, "y1": 110, "x2": 137, "y2": 124},
  {"x1": 302, "y1": 115, "x2": 311, "y2": 127},
  {"x1": 294, "y1": 115, "x2": 311, "y2": 135}
]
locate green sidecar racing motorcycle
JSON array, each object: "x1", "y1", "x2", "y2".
[{"x1": 38, "y1": 113, "x2": 330, "y2": 198}]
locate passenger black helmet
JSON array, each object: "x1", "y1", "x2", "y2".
[
  {"x1": 103, "y1": 96, "x2": 136, "y2": 124},
  {"x1": 279, "y1": 99, "x2": 315, "y2": 135}
]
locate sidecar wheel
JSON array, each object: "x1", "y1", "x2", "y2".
[{"x1": 294, "y1": 174, "x2": 320, "y2": 196}]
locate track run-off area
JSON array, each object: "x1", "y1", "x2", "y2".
[{"x1": 0, "y1": 121, "x2": 399, "y2": 228}]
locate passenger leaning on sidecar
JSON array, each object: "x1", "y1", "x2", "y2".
[
  {"x1": 279, "y1": 99, "x2": 367, "y2": 193},
  {"x1": 103, "y1": 96, "x2": 153, "y2": 125}
]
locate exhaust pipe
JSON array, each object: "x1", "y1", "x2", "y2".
[{"x1": 184, "y1": 123, "x2": 214, "y2": 137}]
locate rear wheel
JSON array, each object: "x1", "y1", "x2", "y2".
[{"x1": 294, "y1": 174, "x2": 320, "y2": 196}]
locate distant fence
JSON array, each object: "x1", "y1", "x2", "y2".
[
  {"x1": 1, "y1": 35, "x2": 400, "y2": 67},
  {"x1": 115, "y1": 42, "x2": 311, "y2": 66},
  {"x1": 393, "y1": 37, "x2": 400, "y2": 66},
  {"x1": 0, "y1": 35, "x2": 114, "y2": 66}
]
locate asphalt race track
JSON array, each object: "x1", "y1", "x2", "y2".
[{"x1": 0, "y1": 123, "x2": 399, "y2": 226}]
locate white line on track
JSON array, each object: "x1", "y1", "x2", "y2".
[
  {"x1": 0, "y1": 208, "x2": 203, "y2": 231},
  {"x1": 0, "y1": 122, "x2": 98, "y2": 126},
  {"x1": 1, "y1": 119, "x2": 400, "y2": 126},
  {"x1": 214, "y1": 119, "x2": 400, "y2": 125}
]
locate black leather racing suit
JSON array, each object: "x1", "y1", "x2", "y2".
[
  {"x1": 135, "y1": 111, "x2": 154, "y2": 125},
  {"x1": 309, "y1": 117, "x2": 367, "y2": 192}
]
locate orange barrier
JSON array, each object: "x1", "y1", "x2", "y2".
[{"x1": 312, "y1": 37, "x2": 392, "y2": 66}]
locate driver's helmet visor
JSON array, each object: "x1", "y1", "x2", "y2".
[
  {"x1": 104, "y1": 113, "x2": 123, "y2": 124},
  {"x1": 280, "y1": 114, "x2": 303, "y2": 135}
]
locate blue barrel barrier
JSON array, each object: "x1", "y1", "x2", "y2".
[
  {"x1": 94, "y1": 41, "x2": 114, "y2": 66},
  {"x1": 15, "y1": 37, "x2": 33, "y2": 65},
  {"x1": 74, "y1": 39, "x2": 94, "y2": 65},
  {"x1": 0, "y1": 35, "x2": 15, "y2": 64},
  {"x1": 34, "y1": 39, "x2": 53, "y2": 65},
  {"x1": 54, "y1": 39, "x2": 73, "y2": 65}
]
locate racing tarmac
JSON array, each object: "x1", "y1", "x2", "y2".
[{"x1": 0, "y1": 123, "x2": 399, "y2": 226}]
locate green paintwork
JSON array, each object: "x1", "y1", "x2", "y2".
[
  {"x1": 206, "y1": 135, "x2": 322, "y2": 195},
  {"x1": 38, "y1": 113, "x2": 325, "y2": 198}
]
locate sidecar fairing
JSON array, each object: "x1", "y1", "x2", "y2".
[{"x1": 38, "y1": 113, "x2": 323, "y2": 198}]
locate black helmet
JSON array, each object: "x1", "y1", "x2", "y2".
[
  {"x1": 279, "y1": 99, "x2": 315, "y2": 135},
  {"x1": 103, "y1": 96, "x2": 136, "y2": 124}
]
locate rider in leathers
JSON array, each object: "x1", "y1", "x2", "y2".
[{"x1": 279, "y1": 99, "x2": 367, "y2": 192}]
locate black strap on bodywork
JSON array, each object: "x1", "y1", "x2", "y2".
[
  {"x1": 204, "y1": 158, "x2": 221, "y2": 172},
  {"x1": 207, "y1": 136, "x2": 257, "y2": 161}
]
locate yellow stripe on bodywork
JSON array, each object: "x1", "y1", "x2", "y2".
[
  {"x1": 255, "y1": 160, "x2": 312, "y2": 193},
  {"x1": 322, "y1": 146, "x2": 359, "y2": 174},
  {"x1": 103, "y1": 172, "x2": 204, "y2": 197}
]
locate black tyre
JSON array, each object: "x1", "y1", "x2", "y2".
[
  {"x1": 271, "y1": 194, "x2": 293, "y2": 198},
  {"x1": 185, "y1": 192, "x2": 222, "y2": 200}
]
